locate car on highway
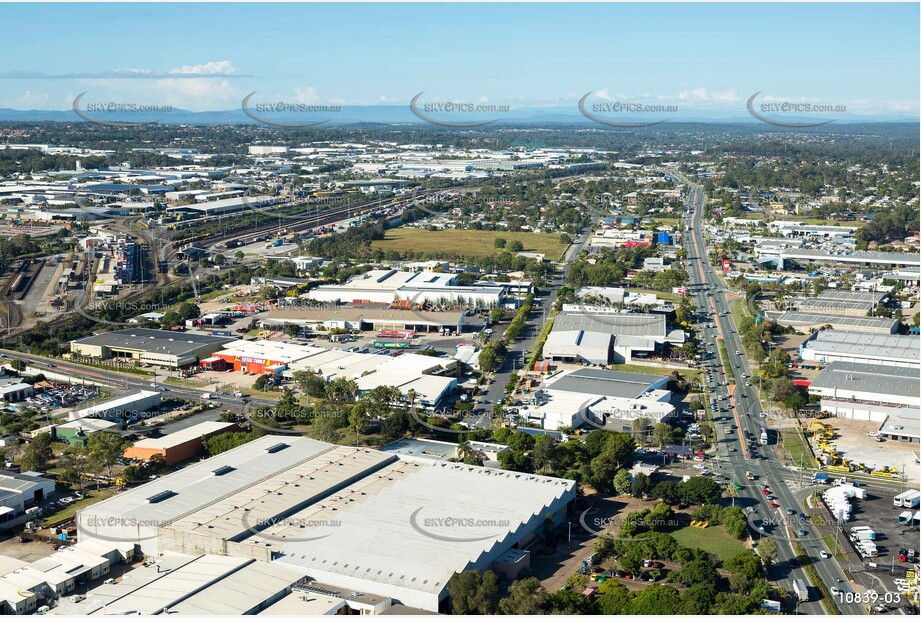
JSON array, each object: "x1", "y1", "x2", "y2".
[
  {"x1": 770, "y1": 501, "x2": 779, "y2": 508},
  {"x1": 820, "y1": 550, "x2": 830, "y2": 559},
  {"x1": 786, "y1": 508, "x2": 796, "y2": 515}
]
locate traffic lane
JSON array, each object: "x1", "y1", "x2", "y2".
[
  {"x1": 687, "y1": 188, "x2": 831, "y2": 614},
  {"x1": 3, "y1": 348, "x2": 279, "y2": 409}
]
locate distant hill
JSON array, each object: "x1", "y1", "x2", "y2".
[{"x1": 0, "y1": 106, "x2": 914, "y2": 126}]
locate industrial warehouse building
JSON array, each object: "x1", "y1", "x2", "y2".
[
  {"x1": 516, "y1": 367, "x2": 674, "y2": 431},
  {"x1": 77, "y1": 436, "x2": 576, "y2": 613},
  {"x1": 284, "y1": 346, "x2": 459, "y2": 408},
  {"x1": 52, "y1": 554, "x2": 305, "y2": 616},
  {"x1": 800, "y1": 330, "x2": 920, "y2": 369},
  {"x1": 123, "y1": 421, "x2": 239, "y2": 465},
  {"x1": 209, "y1": 339, "x2": 323, "y2": 375},
  {"x1": 261, "y1": 306, "x2": 469, "y2": 334},
  {"x1": 1, "y1": 541, "x2": 133, "y2": 614},
  {"x1": 68, "y1": 390, "x2": 161, "y2": 423},
  {"x1": 543, "y1": 308, "x2": 685, "y2": 365},
  {"x1": 0, "y1": 471, "x2": 55, "y2": 531},
  {"x1": 70, "y1": 328, "x2": 237, "y2": 368},
  {"x1": 779, "y1": 248, "x2": 921, "y2": 269},
  {"x1": 808, "y1": 362, "x2": 920, "y2": 424},
  {"x1": 542, "y1": 329, "x2": 612, "y2": 365},
  {"x1": 308, "y1": 268, "x2": 505, "y2": 308},
  {"x1": 771, "y1": 311, "x2": 899, "y2": 334},
  {"x1": 51, "y1": 418, "x2": 119, "y2": 446},
  {"x1": 795, "y1": 290, "x2": 886, "y2": 317}
]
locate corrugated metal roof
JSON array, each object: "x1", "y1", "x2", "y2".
[{"x1": 809, "y1": 361, "x2": 919, "y2": 398}]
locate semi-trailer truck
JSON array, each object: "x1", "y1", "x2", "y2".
[
  {"x1": 849, "y1": 527, "x2": 876, "y2": 541},
  {"x1": 792, "y1": 579, "x2": 809, "y2": 602}
]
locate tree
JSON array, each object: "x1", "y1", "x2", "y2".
[
  {"x1": 651, "y1": 480, "x2": 680, "y2": 505},
  {"x1": 584, "y1": 429, "x2": 612, "y2": 457},
  {"x1": 543, "y1": 588, "x2": 597, "y2": 614},
  {"x1": 719, "y1": 505, "x2": 749, "y2": 539},
  {"x1": 651, "y1": 423, "x2": 673, "y2": 448},
  {"x1": 626, "y1": 583, "x2": 683, "y2": 614},
  {"x1": 86, "y1": 432, "x2": 127, "y2": 481},
  {"x1": 253, "y1": 374, "x2": 273, "y2": 391},
  {"x1": 531, "y1": 434, "x2": 556, "y2": 472},
  {"x1": 632, "y1": 418, "x2": 651, "y2": 443},
  {"x1": 58, "y1": 447, "x2": 88, "y2": 489},
  {"x1": 448, "y1": 570, "x2": 499, "y2": 615},
  {"x1": 493, "y1": 237, "x2": 507, "y2": 249},
  {"x1": 159, "y1": 310, "x2": 182, "y2": 328},
  {"x1": 631, "y1": 472, "x2": 651, "y2": 498},
  {"x1": 477, "y1": 344, "x2": 500, "y2": 372},
  {"x1": 680, "y1": 583, "x2": 718, "y2": 614},
  {"x1": 325, "y1": 377, "x2": 357, "y2": 402},
  {"x1": 597, "y1": 579, "x2": 632, "y2": 614},
  {"x1": 678, "y1": 559, "x2": 719, "y2": 587},
  {"x1": 312, "y1": 407, "x2": 348, "y2": 442},
  {"x1": 121, "y1": 464, "x2": 146, "y2": 484},
  {"x1": 699, "y1": 422, "x2": 714, "y2": 443},
  {"x1": 679, "y1": 477, "x2": 722, "y2": 505},
  {"x1": 508, "y1": 239, "x2": 524, "y2": 252},
  {"x1": 613, "y1": 469, "x2": 633, "y2": 495},
  {"x1": 176, "y1": 301, "x2": 201, "y2": 321},
  {"x1": 204, "y1": 431, "x2": 258, "y2": 456},
  {"x1": 20, "y1": 433, "x2": 53, "y2": 472},
  {"x1": 757, "y1": 537, "x2": 778, "y2": 566},
  {"x1": 498, "y1": 577, "x2": 546, "y2": 614},
  {"x1": 724, "y1": 550, "x2": 764, "y2": 591}
]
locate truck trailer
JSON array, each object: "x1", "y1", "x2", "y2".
[
  {"x1": 900, "y1": 490, "x2": 921, "y2": 509},
  {"x1": 792, "y1": 578, "x2": 809, "y2": 602}
]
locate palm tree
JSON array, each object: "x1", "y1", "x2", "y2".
[{"x1": 457, "y1": 438, "x2": 475, "y2": 462}]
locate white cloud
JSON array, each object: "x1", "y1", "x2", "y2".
[
  {"x1": 677, "y1": 87, "x2": 738, "y2": 102},
  {"x1": 293, "y1": 86, "x2": 321, "y2": 104},
  {"x1": 13, "y1": 90, "x2": 49, "y2": 108},
  {"x1": 167, "y1": 60, "x2": 237, "y2": 76}
]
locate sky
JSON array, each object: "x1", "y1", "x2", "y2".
[{"x1": 1, "y1": 2, "x2": 918, "y2": 118}]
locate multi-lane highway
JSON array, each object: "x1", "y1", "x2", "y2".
[{"x1": 675, "y1": 171, "x2": 863, "y2": 615}]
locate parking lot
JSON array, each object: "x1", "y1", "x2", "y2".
[{"x1": 815, "y1": 480, "x2": 920, "y2": 611}]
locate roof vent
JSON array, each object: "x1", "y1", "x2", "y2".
[
  {"x1": 212, "y1": 465, "x2": 234, "y2": 476},
  {"x1": 266, "y1": 442, "x2": 289, "y2": 454},
  {"x1": 146, "y1": 490, "x2": 176, "y2": 503}
]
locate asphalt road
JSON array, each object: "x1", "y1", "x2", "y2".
[
  {"x1": 0, "y1": 349, "x2": 274, "y2": 427},
  {"x1": 672, "y1": 169, "x2": 864, "y2": 615},
  {"x1": 473, "y1": 225, "x2": 595, "y2": 428}
]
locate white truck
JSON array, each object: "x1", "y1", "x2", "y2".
[
  {"x1": 792, "y1": 578, "x2": 809, "y2": 602},
  {"x1": 849, "y1": 527, "x2": 876, "y2": 541}
]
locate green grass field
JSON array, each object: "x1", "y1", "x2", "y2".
[
  {"x1": 780, "y1": 428, "x2": 817, "y2": 468},
  {"x1": 670, "y1": 524, "x2": 746, "y2": 562},
  {"x1": 716, "y1": 339, "x2": 735, "y2": 384},
  {"x1": 614, "y1": 362, "x2": 701, "y2": 385},
  {"x1": 731, "y1": 298, "x2": 753, "y2": 324},
  {"x1": 371, "y1": 228, "x2": 566, "y2": 260},
  {"x1": 42, "y1": 489, "x2": 117, "y2": 527}
]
